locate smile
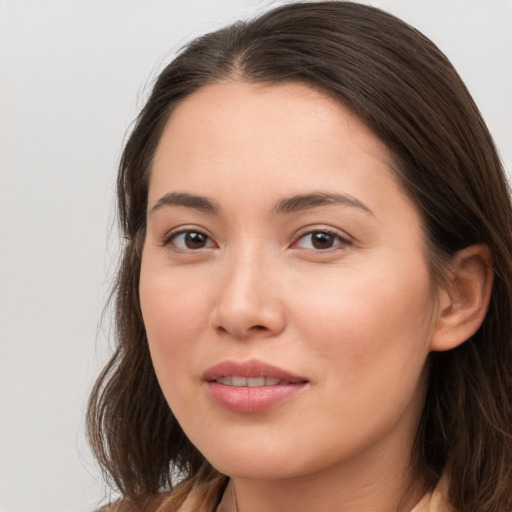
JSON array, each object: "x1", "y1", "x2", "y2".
[
  {"x1": 203, "y1": 360, "x2": 309, "y2": 413},
  {"x1": 215, "y1": 376, "x2": 295, "y2": 387}
]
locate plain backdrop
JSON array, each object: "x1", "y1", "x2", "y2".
[{"x1": 1, "y1": 1, "x2": 511, "y2": 511}]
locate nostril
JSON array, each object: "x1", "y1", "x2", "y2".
[{"x1": 211, "y1": 297, "x2": 286, "y2": 338}]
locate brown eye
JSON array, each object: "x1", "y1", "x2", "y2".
[
  {"x1": 295, "y1": 230, "x2": 348, "y2": 251},
  {"x1": 311, "y1": 232, "x2": 336, "y2": 249},
  {"x1": 169, "y1": 230, "x2": 214, "y2": 250}
]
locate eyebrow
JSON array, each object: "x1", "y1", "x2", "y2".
[
  {"x1": 149, "y1": 190, "x2": 373, "y2": 217},
  {"x1": 273, "y1": 192, "x2": 373, "y2": 215},
  {"x1": 150, "y1": 192, "x2": 220, "y2": 215}
]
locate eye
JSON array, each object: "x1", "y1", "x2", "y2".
[
  {"x1": 166, "y1": 230, "x2": 216, "y2": 250},
  {"x1": 294, "y1": 229, "x2": 349, "y2": 251}
]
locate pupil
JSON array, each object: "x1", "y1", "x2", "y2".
[
  {"x1": 312, "y1": 232, "x2": 333, "y2": 249},
  {"x1": 185, "y1": 232, "x2": 206, "y2": 249}
]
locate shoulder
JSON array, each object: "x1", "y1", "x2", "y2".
[
  {"x1": 96, "y1": 492, "x2": 173, "y2": 512},
  {"x1": 97, "y1": 468, "x2": 228, "y2": 512},
  {"x1": 411, "y1": 476, "x2": 455, "y2": 512}
]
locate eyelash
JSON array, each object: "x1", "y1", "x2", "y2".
[
  {"x1": 163, "y1": 229, "x2": 216, "y2": 251},
  {"x1": 162, "y1": 227, "x2": 351, "y2": 253},
  {"x1": 292, "y1": 228, "x2": 351, "y2": 252}
]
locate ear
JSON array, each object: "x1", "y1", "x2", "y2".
[{"x1": 430, "y1": 244, "x2": 493, "y2": 352}]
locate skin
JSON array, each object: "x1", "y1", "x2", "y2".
[{"x1": 140, "y1": 81, "x2": 448, "y2": 512}]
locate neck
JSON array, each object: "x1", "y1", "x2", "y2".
[
  {"x1": 217, "y1": 433, "x2": 427, "y2": 512},
  {"x1": 221, "y1": 464, "x2": 426, "y2": 512}
]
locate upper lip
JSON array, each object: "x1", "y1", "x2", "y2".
[{"x1": 202, "y1": 360, "x2": 308, "y2": 383}]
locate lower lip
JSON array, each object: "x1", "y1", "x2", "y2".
[{"x1": 205, "y1": 381, "x2": 308, "y2": 413}]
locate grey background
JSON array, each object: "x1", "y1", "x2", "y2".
[{"x1": 1, "y1": 1, "x2": 511, "y2": 511}]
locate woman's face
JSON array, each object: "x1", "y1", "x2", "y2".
[{"x1": 140, "y1": 81, "x2": 440, "y2": 481}]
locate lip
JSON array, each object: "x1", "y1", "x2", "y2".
[
  {"x1": 202, "y1": 360, "x2": 307, "y2": 382},
  {"x1": 202, "y1": 360, "x2": 309, "y2": 413}
]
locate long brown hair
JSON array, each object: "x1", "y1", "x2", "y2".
[{"x1": 87, "y1": 2, "x2": 512, "y2": 510}]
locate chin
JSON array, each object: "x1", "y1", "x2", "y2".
[
  {"x1": 210, "y1": 456, "x2": 299, "y2": 481},
  {"x1": 200, "y1": 439, "x2": 331, "y2": 482},
  {"x1": 194, "y1": 437, "x2": 299, "y2": 480}
]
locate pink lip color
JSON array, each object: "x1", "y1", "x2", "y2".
[{"x1": 203, "y1": 360, "x2": 308, "y2": 414}]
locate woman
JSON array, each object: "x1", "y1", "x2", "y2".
[{"x1": 87, "y1": 2, "x2": 512, "y2": 511}]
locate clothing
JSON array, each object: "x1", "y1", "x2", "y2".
[
  {"x1": 104, "y1": 472, "x2": 453, "y2": 512},
  {"x1": 410, "y1": 477, "x2": 453, "y2": 512}
]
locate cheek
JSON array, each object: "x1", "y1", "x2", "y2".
[
  {"x1": 291, "y1": 262, "x2": 435, "y2": 387},
  {"x1": 139, "y1": 268, "x2": 213, "y2": 384},
  {"x1": 285, "y1": 269, "x2": 434, "y2": 455}
]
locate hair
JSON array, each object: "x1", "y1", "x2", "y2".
[{"x1": 87, "y1": 2, "x2": 512, "y2": 511}]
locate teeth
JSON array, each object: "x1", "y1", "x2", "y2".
[
  {"x1": 247, "y1": 377, "x2": 265, "y2": 387},
  {"x1": 215, "y1": 376, "x2": 290, "y2": 387},
  {"x1": 232, "y1": 376, "x2": 247, "y2": 387}
]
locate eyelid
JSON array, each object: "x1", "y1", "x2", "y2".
[
  {"x1": 162, "y1": 226, "x2": 217, "y2": 250},
  {"x1": 290, "y1": 225, "x2": 352, "y2": 251}
]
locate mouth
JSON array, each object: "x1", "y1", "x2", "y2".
[
  {"x1": 214, "y1": 376, "x2": 299, "y2": 387},
  {"x1": 202, "y1": 360, "x2": 309, "y2": 413}
]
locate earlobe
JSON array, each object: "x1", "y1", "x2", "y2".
[{"x1": 430, "y1": 244, "x2": 493, "y2": 352}]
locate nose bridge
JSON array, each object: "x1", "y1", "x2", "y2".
[
  {"x1": 212, "y1": 238, "x2": 285, "y2": 338},
  {"x1": 226, "y1": 242, "x2": 262, "y2": 294}
]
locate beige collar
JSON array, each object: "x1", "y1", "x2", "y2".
[{"x1": 410, "y1": 476, "x2": 453, "y2": 512}]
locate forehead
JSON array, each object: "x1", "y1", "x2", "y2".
[{"x1": 150, "y1": 81, "x2": 399, "y2": 197}]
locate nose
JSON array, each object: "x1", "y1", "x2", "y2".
[{"x1": 211, "y1": 247, "x2": 286, "y2": 340}]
